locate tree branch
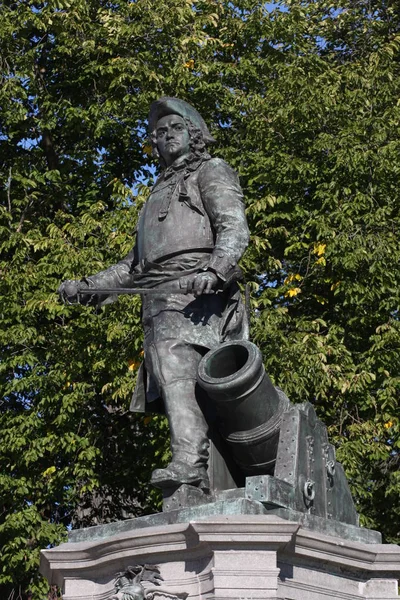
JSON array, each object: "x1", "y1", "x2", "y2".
[
  {"x1": 16, "y1": 200, "x2": 33, "y2": 233},
  {"x1": 41, "y1": 128, "x2": 59, "y2": 171},
  {"x1": 7, "y1": 167, "x2": 12, "y2": 213}
]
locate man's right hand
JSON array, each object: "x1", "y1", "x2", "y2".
[{"x1": 58, "y1": 279, "x2": 89, "y2": 304}]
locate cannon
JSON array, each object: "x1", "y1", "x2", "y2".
[
  {"x1": 197, "y1": 340, "x2": 358, "y2": 525},
  {"x1": 197, "y1": 340, "x2": 290, "y2": 476}
]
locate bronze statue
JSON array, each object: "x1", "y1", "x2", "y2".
[
  {"x1": 59, "y1": 98, "x2": 359, "y2": 525},
  {"x1": 59, "y1": 97, "x2": 250, "y2": 493}
]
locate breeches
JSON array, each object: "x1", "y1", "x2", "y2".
[{"x1": 145, "y1": 338, "x2": 205, "y2": 390}]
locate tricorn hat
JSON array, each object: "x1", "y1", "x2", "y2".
[{"x1": 148, "y1": 97, "x2": 216, "y2": 145}]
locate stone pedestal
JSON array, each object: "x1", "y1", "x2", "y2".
[{"x1": 40, "y1": 501, "x2": 400, "y2": 600}]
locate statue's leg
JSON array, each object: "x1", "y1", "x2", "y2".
[{"x1": 145, "y1": 339, "x2": 210, "y2": 490}]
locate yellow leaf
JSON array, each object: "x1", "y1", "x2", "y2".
[
  {"x1": 330, "y1": 281, "x2": 341, "y2": 291},
  {"x1": 128, "y1": 359, "x2": 140, "y2": 371},
  {"x1": 384, "y1": 421, "x2": 393, "y2": 429},
  {"x1": 314, "y1": 242, "x2": 326, "y2": 256},
  {"x1": 341, "y1": 381, "x2": 350, "y2": 393},
  {"x1": 142, "y1": 143, "x2": 153, "y2": 156},
  {"x1": 284, "y1": 273, "x2": 302, "y2": 284},
  {"x1": 42, "y1": 466, "x2": 56, "y2": 477},
  {"x1": 315, "y1": 256, "x2": 326, "y2": 266},
  {"x1": 285, "y1": 287, "x2": 301, "y2": 298},
  {"x1": 184, "y1": 59, "x2": 195, "y2": 69}
]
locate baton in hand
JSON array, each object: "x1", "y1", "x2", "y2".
[{"x1": 77, "y1": 287, "x2": 192, "y2": 298}]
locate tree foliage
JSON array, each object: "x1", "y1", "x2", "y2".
[{"x1": 0, "y1": 0, "x2": 399, "y2": 596}]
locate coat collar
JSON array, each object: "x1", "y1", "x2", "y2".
[{"x1": 161, "y1": 153, "x2": 211, "y2": 181}]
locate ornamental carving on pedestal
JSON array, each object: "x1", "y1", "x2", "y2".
[{"x1": 109, "y1": 565, "x2": 188, "y2": 600}]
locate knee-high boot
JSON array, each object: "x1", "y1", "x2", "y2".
[{"x1": 150, "y1": 378, "x2": 210, "y2": 490}]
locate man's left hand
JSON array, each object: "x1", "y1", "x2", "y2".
[{"x1": 192, "y1": 271, "x2": 219, "y2": 296}]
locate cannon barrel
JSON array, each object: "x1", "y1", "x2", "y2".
[{"x1": 197, "y1": 340, "x2": 289, "y2": 476}]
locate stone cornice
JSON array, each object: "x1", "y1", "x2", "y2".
[
  {"x1": 40, "y1": 515, "x2": 400, "y2": 589},
  {"x1": 292, "y1": 527, "x2": 400, "y2": 571}
]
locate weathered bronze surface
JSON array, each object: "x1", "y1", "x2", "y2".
[
  {"x1": 59, "y1": 97, "x2": 250, "y2": 494},
  {"x1": 59, "y1": 97, "x2": 359, "y2": 526},
  {"x1": 196, "y1": 340, "x2": 358, "y2": 524}
]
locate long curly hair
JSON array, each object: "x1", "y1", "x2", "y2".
[{"x1": 150, "y1": 117, "x2": 210, "y2": 169}]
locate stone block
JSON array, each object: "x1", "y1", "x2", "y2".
[
  {"x1": 41, "y1": 511, "x2": 400, "y2": 600},
  {"x1": 212, "y1": 550, "x2": 280, "y2": 598}
]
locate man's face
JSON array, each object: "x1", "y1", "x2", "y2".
[{"x1": 155, "y1": 114, "x2": 190, "y2": 167}]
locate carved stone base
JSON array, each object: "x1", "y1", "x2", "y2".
[{"x1": 40, "y1": 510, "x2": 400, "y2": 600}]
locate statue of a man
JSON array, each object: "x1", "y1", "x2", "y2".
[{"x1": 59, "y1": 97, "x2": 250, "y2": 492}]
